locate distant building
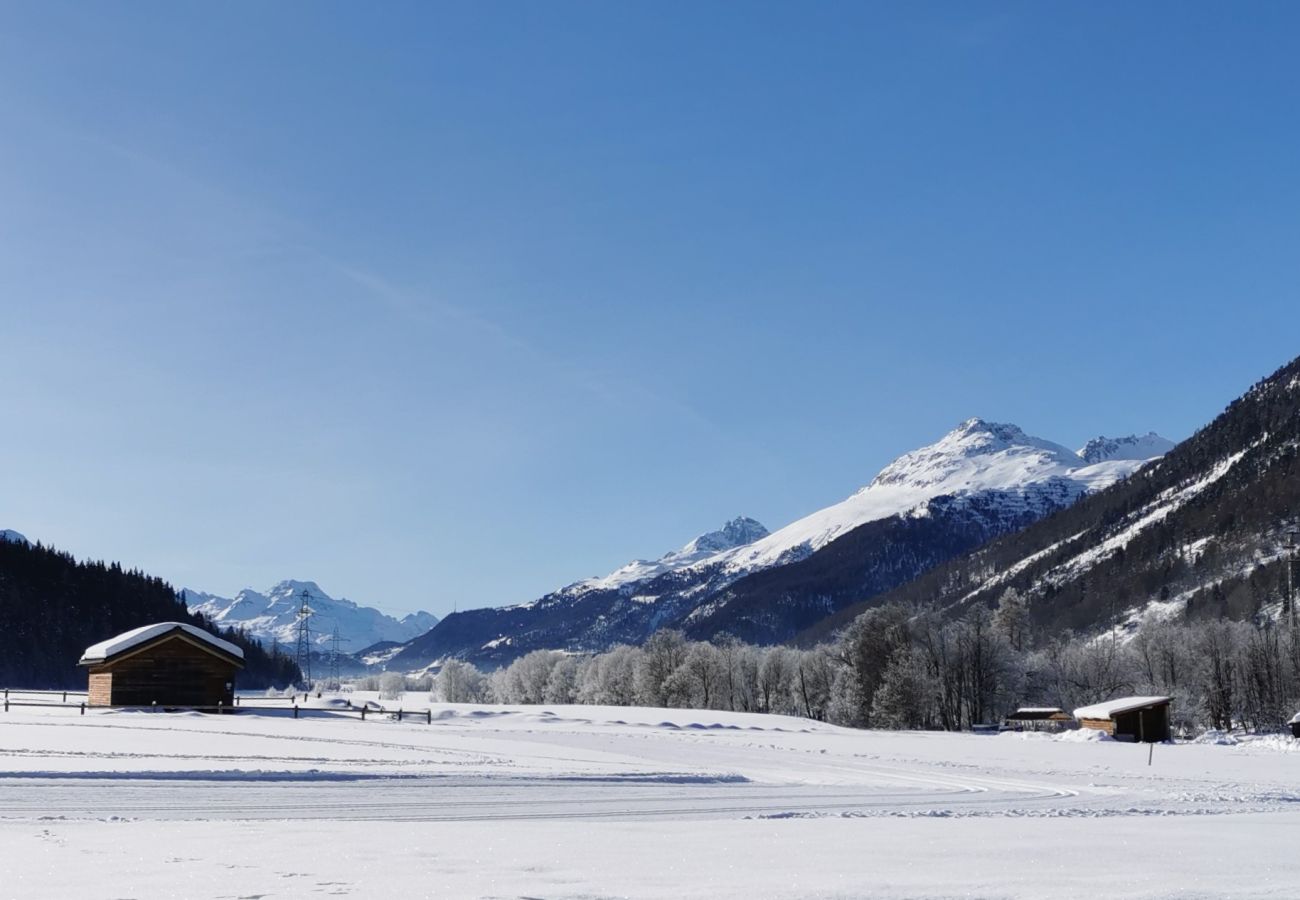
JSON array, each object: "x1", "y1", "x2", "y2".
[
  {"x1": 79, "y1": 622, "x2": 244, "y2": 708},
  {"x1": 1073, "y1": 696, "x2": 1171, "y2": 743},
  {"x1": 1003, "y1": 707, "x2": 1074, "y2": 732}
]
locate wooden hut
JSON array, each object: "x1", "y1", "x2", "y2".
[
  {"x1": 79, "y1": 622, "x2": 244, "y2": 708},
  {"x1": 1003, "y1": 707, "x2": 1074, "y2": 733},
  {"x1": 1073, "y1": 696, "x2": 1171, "y2": 743}
]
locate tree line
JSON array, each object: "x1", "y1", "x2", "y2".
[{"x1": 404, "y1": 588, "x2": 1300, "y2": 735}]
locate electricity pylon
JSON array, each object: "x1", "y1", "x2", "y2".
[{"x1": 294, "y1": 589, "x2": 314, "y2": 688}]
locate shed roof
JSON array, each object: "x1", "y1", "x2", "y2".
[
  {"x1": 1073, "y1": 696, "x2": 1170, "y2": 720},
  {"x1": 79, "y1": 622, "x2": 244, "y2": 666}
]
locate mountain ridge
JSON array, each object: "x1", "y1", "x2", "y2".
[
  {"x1": 390, "y1": 420, "x2": 1171, "y2": 669},
  {"x1": 184, "y1": 579, "x2": 438, "y2": 654}
]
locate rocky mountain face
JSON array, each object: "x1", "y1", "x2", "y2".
[
  {"x1": 390, "y1": 420, "x2": 1171, "y2": 670},
  {"x1": 184, "y1": 580, "x2": 438, "y2": 654},
  {"x1": 804, "y1": 356, "x2": 1300, "y2": 645}
]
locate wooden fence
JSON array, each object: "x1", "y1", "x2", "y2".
[{"x1": 1, "y1": 688, "x2": 437, "y2": 723}]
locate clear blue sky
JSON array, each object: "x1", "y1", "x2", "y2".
[{"x1": 2, "y1": 2, "x2": 1298, "y2": 618}]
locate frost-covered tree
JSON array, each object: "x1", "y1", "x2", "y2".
[
  {"x1": 543, "y1": 655, "x2": 581, "y2": 704},
  {"x1": 378, "y1": 671, "x2": 406, "y2": 700},
  {"x1": 756, "y1": 647, "x2": 793, "y2": 714},
  {"x1": 992, "y1": 587, "x2": 1031, "y2": 652},
  {"x1": 577, "y1": 645, "x2": 641, "y2": 706},
  {"x1": 492, "y1": 650, "x2": 566, "y2": 704},
  {"x1": 635, "y1": 629, "x2": 687, "y2": 707},
  {"x1": 665, "y1": 642, "x2": 725, "y2": 708},
  {"x1": 434, "y1": 659, "x2": 488, "y2": 703}
]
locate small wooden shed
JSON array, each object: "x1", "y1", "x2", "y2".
[
  {"x1": 1003, "y1": 707, "x2": 1074, "y2": 732},
  {"x1": 79, "y1": 622, "x2": 244, "y2": 708},
  {"x1": 1073, "y1": 696, "x2": 1171, "y2": 743}
]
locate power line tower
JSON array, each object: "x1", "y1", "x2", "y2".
[
  {"x1": 328, "y1": 623, "x2": 346, "y2": 691},
  {"x1": 294, "y1": 588, "x2": 314, "y2": 688}
]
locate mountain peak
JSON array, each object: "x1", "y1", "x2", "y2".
[
  {"x1": 869, "y1": 418, "x2": 1080, "y2": 491},
  {"x1": 953, "y1": 417, "x2": 1027, "y2": 442},
  {"x1": 1, "y1": 529, "x2": 29, "y2": 545},
  {"x1": 681, "y1": 517, "x2": 770, "y2": 555},
  {"x1": 1077, "y1": 433, "x2": 1176, "y2": 464}
]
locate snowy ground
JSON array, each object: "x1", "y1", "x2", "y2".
[{"x1": 3, "y1": 692, "x2": 1300, "y2": 898}]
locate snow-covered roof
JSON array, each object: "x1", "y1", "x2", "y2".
[
  {"x1": 1007, "y1": 707, "x2": 1069, "y2": 719},
  {"x1": 1073, "y1": 696, "x2": 1170, "y2": 720},
  {"x1": 79, "y1": 622, "x2": 244, "y2": 665}
]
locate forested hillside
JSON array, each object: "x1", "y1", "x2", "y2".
[{"x1": 0, "y1": 538, "x2": 300, "y2": 689}]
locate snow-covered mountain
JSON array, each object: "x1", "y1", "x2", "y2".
[
  {"x1": 825, "y1": 356, "x2": 1300, "y2": 645},
  {"x1": 1077, "y1": 432, "x2": 1176, "y2": 464},
  {"x1": 390, "y1": 419, "x2": 1173, "y2": 669},
  {"x1": 709, "y1": 419, "x2": 1169, "y2": 578},
  {"x1": 559, "y1": 517, "x2": 769, "y2": 595},
  {"x1": 184, "y1": 580, "x2": 438, "y2": 654},
  {"x1": 1, "y1": 529, "x2": 30, "y2": 545}
]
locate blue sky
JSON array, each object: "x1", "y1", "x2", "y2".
[{"x1": 2, "y1": 2, "x2": 1299, "y2": 617}]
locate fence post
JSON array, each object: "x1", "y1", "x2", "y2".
[
  {"x1": 427, "y1": 709, "x2": 432, "y2": 725},
  {"x1": 80, "y1": 703, "x2": 85, "y2": 716},
  {"x1": 62, "y1": 691, "x2": 67, "y2": 703},
  {"x1": 293, "y1": 704, "x2": 299, "y2": 719},
  {"x1": 361, "y1": 706, "x2": 366, "y2": 721},
  {"x1": 3, "y1": 697, "x2": 7, "y2": 713},
  {"x1": 398, "y1": 708, "x2": 403, "y2": 722}
]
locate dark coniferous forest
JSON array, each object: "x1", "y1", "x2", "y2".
[{"x1": 0, "y1": 538, "x2": 300, "y2": 689}]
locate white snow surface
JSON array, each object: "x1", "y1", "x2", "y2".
[
  {"x1": 184, "y1": 579, "x2": 438, "y2": 652},
  {"x1": 1074, "y1": 696, "x2": 1171, "y2": 720},
  {"x1": 2, "y1": 696, "x2": 1299, "y2": 898},
  {"x1": 78, "y1": 622, "x2": 243, "y2": 663}
]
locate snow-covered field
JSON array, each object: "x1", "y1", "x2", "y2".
[{"x1": 3, "y1": 693, "x2": 1300, "y2": 898}]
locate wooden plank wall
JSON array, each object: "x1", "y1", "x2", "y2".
[
  {"x1": 87, "y1": 672, "x2": 113, "y2": 707},
  {"x1": 98, "y1": 637, "x2": 238, "y2": 707}
]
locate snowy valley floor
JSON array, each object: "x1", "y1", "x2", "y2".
[{"x1": 2, "y1": 695, "x2": 1300, "y2": 898}]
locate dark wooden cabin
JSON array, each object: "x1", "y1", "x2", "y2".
[
  {"x1": 1003, "y1": 707, "x2": 1074, "y2": 732},
  {"x1": 79, "y1": 622, "x2": 244, "y2": 708},
  {"x1": 1073, "y1": 696, "x2": 1171, "y2": 743}
]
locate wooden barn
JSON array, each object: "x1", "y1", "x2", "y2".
[
  {"x1": 78, "y1": 622, "x2": 244, "y2": 708},
  {"x1": 1073, "y1": 696, "x2": 1171, "y2": 743},
  {"x1": 1003, "y1": 707, "x2": 1074, "y2": 732}
]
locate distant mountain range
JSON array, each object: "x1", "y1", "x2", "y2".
[
  {"x1": 183, "y1": 580, "x2": 438, "y2": 654},
  {"x1": 13, "y1": 354, "x2": 1298, "y2": 685},
  {"x1": 387, "y1": 419, "x2": 1173, "y2": 670}
]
